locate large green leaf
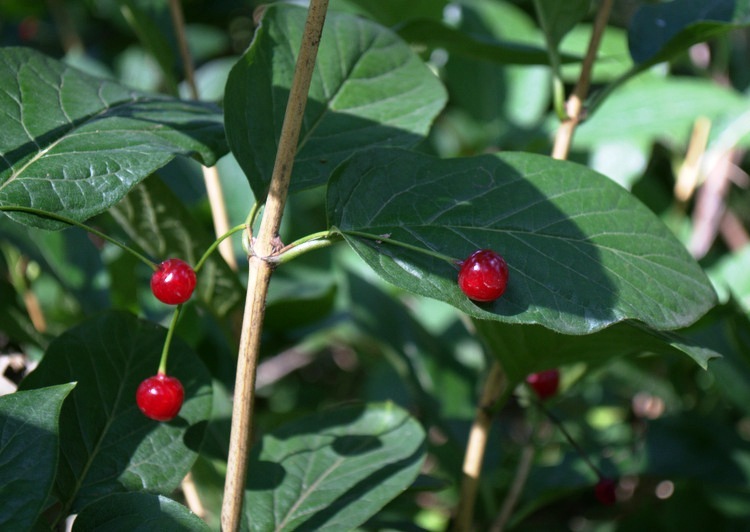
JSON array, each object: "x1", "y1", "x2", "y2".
[
  {"x1": 0, "y1": 383, "x2": 75, "y2": 531},
  {"x1": 224, "y1": 3, "x2": 447, "y2": 198},
  {"x1": 0, "y1": 47, "x2": 227, "y2": 229},
  {"x1": 19, "y1": 311, "x2": 212, "y2": 516},
  {"x1": 327, "y1": 148, "x2": 716, "y2": 334},
  {"x1": 244, "y1": 402, "x2": 425, "y2": 531},
  {"x1": 72, "y1": 493, "x2": 211, "y2": 531},
  {"x1": 575, "y1": 75, "x2": 747, "y2": 149},
  {"x1": 108, "y1": 176, "x2": 244, "y2": 318},
  {"x1": 628, "y1": 0, "x2": 750, "y2": 67},
  {"x1": 474, "y1": 319, "x2": 721, "y2": 390}
]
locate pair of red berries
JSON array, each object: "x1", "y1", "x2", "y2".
[{"x1": 136, "y1": 259, "x2": 196, "y2": 421}]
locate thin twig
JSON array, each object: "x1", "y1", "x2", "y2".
[
  {"x1": 674, "y1": 117, "x2": 711, "y2": 203},
  {"x1": 534, "y1": 398, "x2": 603, "y2": 477},
  {"x1": 168, "y1": 0, "x2": 237, "y2": 270},
  {"x1": 551, "y1": 0, "x2": 614, "y2": 160},
  {"x1": 689, "y1": 149, "x2": 743, "y2": 259},
  {"x1": 490, "y1": 443, "x2": 535, "y2": 532},
  {"x1": 454, "y1": 362, "x2": 507, "y2": 532},
  {"x1": 181, "y1": 472, "x2": 207, "y2": 519},
  {"x1": 220, "y1": 2, "x2": 329, "y2": 530},
  {"x1": 720, "y1": 210, "x2": 750, "y2": 251}
]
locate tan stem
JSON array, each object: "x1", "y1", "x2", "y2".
[
  {"x1": 490, "y1": 443, "x2": 535, "y2": 532},
  {"x1": 220, "y1": 2, "x2": 329, "y2": 530},
  {"x1": 720, "y1": 210, "x2": 750, "y2": 251},
  {"x1": 181, "y1": 472, "x2": 207, "y2": 519},
  {"x1": 689, "y1": 149, "x2": 742, "y2": 258},
  {"x1": 454, "y1": 362, "x2": 507, "y2": 532},
  {"x1": 203, "y1": 165, "x2": 238, "y2": 269},
  {"x1": 551, "y1": 0, "x2": 613, "y2": 160},
  {"x1": 168, "y1": 0, "x2": 237, "y2": 270}
]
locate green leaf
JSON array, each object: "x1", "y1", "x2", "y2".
[
  {"x1": 575, "y1": 75, "x2": 747, "y2": 149},
  {"x1": 438, "y1": 2, "x2": 551, "y2": 152},
  {"x1": 119, "y1": 0, "x2": 180, "y2": 94},
  {"x1": 628, "y1": 0, "x2": 750, "y2": 66},
  {"x1": 224, "y1": 3, "x2": 447, "y2": 198},
  {"x1": 0, "y1": 383, "x2": 75, "y2": 531},
  {"x1": 264, "y1": 274, "x2": 337, "y2": 332},
  {"x1": 0, "y1": 277, "x2": 48, "y2": 347},
  {"x1": 331, "y1": 0, "x2": 447, "y2": 27},
  {"x1": 244, "y1": 402, "x2": 425, "y2": 531},
  {"x1": 683, "y1": 303, "x2": 750, "y2": 415},
  {"x1": 327, "y1": 148, "x2": 716, "y2": 334},
  {"x1": 19, "y1": 311, "x2": 212, "y2": 516},
  {"x1": 395, "y1": 18, "x2": 572, "y2": 66},
  {"x1": 534, "y1": 0, "x2": 591, "y2": 51},
  {"x1": 474, "y1": 318, "x2": 721, "y2": 389},
  {"x1": 108, "y1": 176, "x2": 244, "y2": 318},
  {"x1": 72, "y1": 492, "x2": 210, "y2": 531},
  {"x1": 0, "y1": 47, "x2": 227, "y2": 229}
]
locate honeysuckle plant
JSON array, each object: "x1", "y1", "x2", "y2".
[{"x1": 2, "y1": 0, "x2": 750, "y2": 530}]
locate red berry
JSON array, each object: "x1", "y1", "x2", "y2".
[
  {"x1": 151, "y1": 258, "x2": 196, "y2": 305},
  {"x1": 458, "y1": 249, "x2": 509, "y2": 302},
  {"x1": 526, "y1": 369, "x2": 560, "y2": 400},
  {"x1": 136, "y1": 373, "x2": 185, "y2": 421},
  {"x1": 595, "y1": 477, "x2": 617, "y2": 505}
]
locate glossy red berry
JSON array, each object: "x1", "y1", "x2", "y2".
[
  {"x1": 595, "y1": 477, "x2": 617, "y2": 505},
  {"x1": 151, "y1": 258, "x2": 197, "y2": 305},
  {"x1": 458, "y1": 249, "x2": 509, "y2": 302},
  {"x1": 136, "y1": 373, "x2": 185, "y2": 421},
  {"x1": 526, "y1": 369, "x2": 560, "y2": 400}
]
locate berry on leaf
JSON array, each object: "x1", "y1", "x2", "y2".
[
  {"x1": 595, "y1": 477, "x2": 617, "y2": 505},
  {"x1": 526, "y1": 369, "x2": 560, "y2": 400},
  {"x1": 458, "y1": 249, "x2": 509, "y2": 302},
  {"x1": 136, "y1": 373, "x2": 185, "y2": 421},
  {"x1": 151, "y1": 258, "x2": 197, "y2": 305}
]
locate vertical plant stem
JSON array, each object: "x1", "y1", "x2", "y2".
[
  {"x1": 454, "y1": 362, "x2": 507, "y2": 532},
  {"x1": 490, "y1": 443, "x2": 535, "y2": 532},
  {"x1": 168, "y1": 0, "x2": 238, "y2": 270},
  {"x1": 220, "y1": 2, "x2": 329, "y2": 530},
  {"x1": 551, "y1": 0, "x2": 614, "y2": 160}
]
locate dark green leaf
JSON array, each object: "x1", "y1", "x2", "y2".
[
  {"x1": 119, "y1": 0, "x2": 180, "y2": 94},
  {"x1": 0, "y1": 277, "x2": 48, "y2": 347},
  {"x1": 72, "y1": 492, "x2": 210, "y2": 531},
  {"x1": 683, "y1": 303, "x2": 750, "y2": 415},
  {"x1": 439, "y1": 2, "x2": 551, "y2": 151},
  {"x1": 534, "y1": 0, "x2": 591, "y2": 50},
  {"x1": 0, "y1": 47, "x2": 227, "y2": 229},
  {"x1": 474, "y1": 318, "x2": 721, "y2": 388},
  {"x1": 264, "y1": 275, "x2": 337, "y2": 332},
  {"x1": 244, "y1": 402, "x2": 425, "y2": 531},
  {"x1": 346, "y1": 270, "x2": 479, "y2": 421},
  {"x1": 224, "y1": 3, "x2": 447, "y2": 198},
  {"x1": 395, "y1": 18, "x2": 573, "y2": 65},
  {"x1": 628, "y1": 0, "x2": 750, "y2": 66},
  {"x1": 331, "y1": 0, "x2": 447, "y2": 27},
  {"x1": 327, "y1": 148, "x2": 716, "y2": 334},
  {"x1": 19, "y1": 311, "x2": 212, "y2": 514},
  {"x1": 108, "y1": 176, "x2": 244, "y2": 318},
  {"x1": 0, "y1": 383, "x2": 75, "y2": 531}
]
